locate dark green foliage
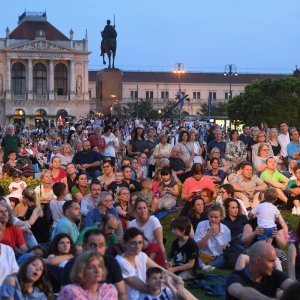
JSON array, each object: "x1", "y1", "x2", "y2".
[{"x1": 228, "y1": 77, "x2": 300, "y2": 127}]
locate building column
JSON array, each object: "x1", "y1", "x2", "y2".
[
  {"x1": 27, "y1": 59, "x2": 33, "y2": 100},
  {"x1": 83, "y1": 60, "x2": 89, "y2": 100},
  {"x1": 49, "y1": 60, "x2": 54, "y2": 100},
  {"x1": 69, "y1": 60, "x2": 75, "y2": 100},
  {"x1": 6, "y1": 59, "x2": 11, "y2": 100}
]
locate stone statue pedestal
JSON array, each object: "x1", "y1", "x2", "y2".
[{"x1": 96, "y1": 68, "x2": 122, "y2": 116}]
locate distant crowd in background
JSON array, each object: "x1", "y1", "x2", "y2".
[{"x1": 1, "y1": 115, "x2": 300, "y2": 299}]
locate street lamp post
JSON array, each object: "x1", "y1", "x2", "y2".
[
  {"x1": 173, "y1": 63, "x2": 185, "y2": 117},
  {"x1": 224, "y1": 64, "x2": 238, "y2": 100}
]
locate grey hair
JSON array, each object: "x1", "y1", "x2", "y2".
[
  {"x1": 115, "y1": 187, "x2": 130, "y2": 201},
  {"x1": 6, "y1": 125, "x2": 14, "y2": 131},
  {"x1": 98, "y1": 191, "x2": 113, "y2": 206},
  {"x1": 0, "y1": 202, "x2": 14, "y2": 226}
]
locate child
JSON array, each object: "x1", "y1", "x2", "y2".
[
  {"x1": 167, "y1": 216, "x2": 199, "y2": 279},
  {"x1": 49, "y1": 182, "x2": 67, "y2": 227},
  {"x1": 8, "y1": 169, "x2": 27, "y2": 200},
  {"x1": 140, "y1": 178, "x2": 155, "y2": 211},
  {"x1": 138, "y1": 267, "x2": 176, "y2": 300},
  {"x1": 107, "y1": 169, "x2": 129, "y2": 198},
  {"x1": 158, "y1": 166, "x2": 178, "y2": 211},
  {"x1": 6, "y1": 151, "x2": 17, "y2": 167},
  {"x1": 251, "y1": 188, "x2": 288, "y2": 243}
]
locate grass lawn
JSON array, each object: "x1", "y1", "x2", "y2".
[{"x1": 160, "y1": 210, "x2": 300, "y2": 300}]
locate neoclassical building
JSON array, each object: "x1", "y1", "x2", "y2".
[{"x1": 0, "y1": 11, "x2": 93, "y2": 126}]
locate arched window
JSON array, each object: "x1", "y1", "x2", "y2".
[
  {"x1": 56, "y1": 109, "x2": 68, "y2": 117},
  {"x1": 54, "y1": 63, "x2": 68, "y2": 96},
  {"x1": 35, "y1": 109, "x2": 47, "y2": 117},
  {"x1": 33, "y1": 63, "x2": 47, "y2": 95},
  {"x1": 12, "y1": 63, "x2": 26, "y2": 95}
]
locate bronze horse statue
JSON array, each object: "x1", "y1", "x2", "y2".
[{"x1": 100, "y1": 20, "x2": 117, "y2": 69}]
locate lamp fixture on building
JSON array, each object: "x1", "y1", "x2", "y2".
[
  {"x1": 173, "y1": 63, "x2": 185, "y2": 91},
  {"x1": 224, "y1": 64, "x2": 238, "y2": 100}
]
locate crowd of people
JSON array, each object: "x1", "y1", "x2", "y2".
[{"x1": 0, "y1": 116, "x2": 300, "y2": 299}]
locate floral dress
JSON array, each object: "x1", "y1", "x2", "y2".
[{"x1": 225, "y1": 141, "x2": 247, "y2": 172}]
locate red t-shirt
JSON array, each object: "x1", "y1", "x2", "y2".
[
  {"x1": 88, "y1": 135, "x2": 106, "y2": 154},
  {"x1": 144, "y1": 242, "x2": 165, "y2": 267},
  {"x1": 52, "y1": 169, "x2": 67, "y2": 183},
  {"x1": 1, "y1": 225, "x2": 26, "y2": 249}
]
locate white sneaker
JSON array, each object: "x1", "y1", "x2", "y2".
[
  {"x1": 292, "y1": 207, "x2": 297, "y2": 215},
  {"x1": 201, "y1": 264, "x2": 215, "y2": 272}
]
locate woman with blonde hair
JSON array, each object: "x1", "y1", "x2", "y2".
[
  {"x1": 57, "y1": 143, "x2": 73, "y2": 169},
  {"x1": 58, "y1": 251, "x2": 118, "y2": 299},
  {"x1": 34, "y1": 170, "x2": 55, "y2": 205}
]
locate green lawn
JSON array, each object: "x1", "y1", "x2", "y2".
[{"x1": 160, "y1": 210, "x2": 300, "y2": 300}]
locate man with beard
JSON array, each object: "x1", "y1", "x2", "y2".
[
  {"x1": 81, "y1": 180, "x2": 102, "y2": 217},
  {"x1": 72, "y1": 140, "x2": 101, "y2": 179},
  {"x1": 1, "y1": 125, "x2": 21, "y2": 163},
  {"x1": 51, "y1": 200, "x2": 81, "y2": 243}
]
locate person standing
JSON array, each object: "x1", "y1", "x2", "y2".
[
  {"x1": 1, "y1": 125, "x2": 21, "y2": 163},
  {"x1": 278, "y1": 122, "x2": 291, "y2": 168}
]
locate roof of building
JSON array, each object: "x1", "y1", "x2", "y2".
[
  {"x1": 88, "y1": 70, "x2": 289, "y2": 84},
  {"x1": 9, "y1": 11, "x2": 69, "y2": 41}
]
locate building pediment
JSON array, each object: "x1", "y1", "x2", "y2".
[{"x1": 10, "y1": 40, "x2": 71, "y2": 52}]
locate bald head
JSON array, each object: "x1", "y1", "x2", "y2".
[{"x1": 248, "y1": 241, "x2": 275, "y2": 261}]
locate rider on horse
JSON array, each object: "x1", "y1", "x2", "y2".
[{"x1": 100, "y1": 20, "x2": 117, "y2": 56}]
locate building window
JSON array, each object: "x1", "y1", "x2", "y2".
[
  {"x1": 161, "y1": 91, "x2": 169, "y2": 99},
  {"x1": 209, "y1": 91, "x2": 217, "y2": 100},
  {"x1": 33, "y1": 63, "x2": 47, "y2": 95},
  {"x1": 193, "y1": 92, "x2": 201, "y2": 99},
  {"x1": 54, "y1": 63, "x2": 68, "y2": 96},
  {"x1": 225, "y1": 92, "x2": 229, "y2": 100},
  {"x1": 12, "y1": 62, "x2": 26, "y2": 95},
  {"x1": 89, "y1": 90, "x2": 92, "y2": 99},
  {"x1": 130, "y1": 91, "x2": 138, "y2": 99},
  {"x1": 146, "y1": 91, "x2": 154, "y2": 99}
]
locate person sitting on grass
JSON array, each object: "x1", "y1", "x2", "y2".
[
  {"x1": 166, "y1": 216, "x2": 199, "y2": 279},
  {"x1": 138, "y1": 267, "x2": 180, "y2": 300}
]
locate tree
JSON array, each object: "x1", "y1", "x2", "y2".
[
  {"x1": 124, "y1": 98, "x2": 159, "y2": 119},
  {"x1": 198, "y1": 102, "x2": 228, "y2": 116},
  {"x1": 228, "y1": 77, "x2": 300, "y2": 127}
]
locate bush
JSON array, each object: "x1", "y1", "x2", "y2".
[{"x1": 0, "y1": 176, "x2": 41, "y2": 195}]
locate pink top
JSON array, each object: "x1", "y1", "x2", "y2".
[
  {"x1": 182, "y1": 176, "x2": 216, "y2": 201},
  {"x1": 57, "y1": 283, "x2": 118, "y2": 300}
]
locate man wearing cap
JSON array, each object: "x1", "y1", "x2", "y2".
[{"x1": 1, "y1": 125, "x2": 21, "y2": 163}]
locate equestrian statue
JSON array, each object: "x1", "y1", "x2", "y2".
[{"x1": 100, "y1": 19, "x2": 117, "y2": 69}]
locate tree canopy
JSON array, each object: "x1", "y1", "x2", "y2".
[{"x1": 227, "y1": 77, "x2": 300, "y2": 127}]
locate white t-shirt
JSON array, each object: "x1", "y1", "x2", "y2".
[
  {"x1": 251, "y1": 202, "x2": 280, "y2": 228},
  {"x1": 49, "y1": 199, "x2": 65, "y2": 227},
  {"x1": 0, "y1": 243, "x2": 19, "y2": 286},
  {"x1": 102, "y1": 133, "x2": 117, "y2": 157},
  {"x1": 129, "y1": 216, "x2": 162, "y2": 243},
  {"x1": 116, "y1": 252, "x2": 148, "y2": 300},
  {"x1": 194, "y1": 220, "x2": 231, "y2": 256},
  {"x1": 8, "y1": 181, "x2": 27, "y2": 199}
]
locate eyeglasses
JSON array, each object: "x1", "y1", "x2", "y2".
[
  {"x1": 120, "y1": 192, "x2": 130, "y2": 195},
  {"x1": 128, "y1": 240, "x2": 144, "y2": 246},
  {"x1": 219, "y1": 191, "x2": 226, "y2": 194}
]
